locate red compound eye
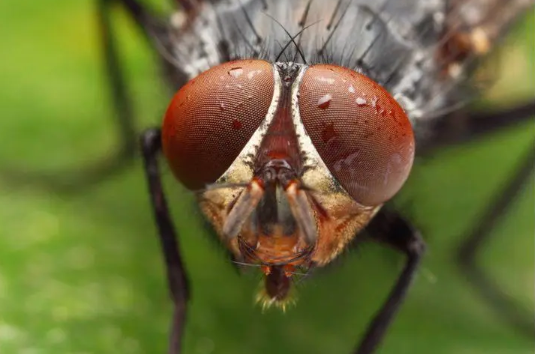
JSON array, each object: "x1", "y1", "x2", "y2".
[
  {"x1": 162, "y1": 60, "x2": 274, "y2": 190},
  {"x1": 298, "y1": 64, "x2": 415, "y2": 206}
]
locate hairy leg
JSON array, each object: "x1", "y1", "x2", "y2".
[
  {"x1": 456, "y1": 138, "x2": 535, "y2": 336},
  {"x1": 355, "y1": 209, "x2": 426, "y2": 354},
  {"x1": 0, "y1": 0, "x2": 165, "y2": 192},
  {"x1": 141, "y1": 127, "x2": 190, "y2": 354}
]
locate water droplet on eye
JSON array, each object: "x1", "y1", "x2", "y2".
[
  {"x1": 321, "y1": 122, "x2": 337, "y2": 143},
  {"x1": 376, "y1": 103, "x2": 385, "y2": 115},
  {"x1": 219, "y1": 103, "x2": 226, "y2": 111},
  {"x1": 391, "y1": 153, "x2": 402, "y2": 164},
  {"x1": 317, "y1": 94, "x2": 332, "y2": 109},
  {"x1": 333, "y1": 159, "x2": 342, "y2": 172},
  {"x1": 228, "y1": 67, "x2": 244, "y2": 78},
  {"x1": 247, "y1": 70, "x2": 262, "y2": 79},
  {"x1": 232, "y1": 119, "x2": 242, "y2": 130},
  {"x1": 344, "y1": 150, "x2": 360, "y2": 165},
  {"x1": 348, "y1": 85, "x2": 355, "y2": 93},
  {"x1": 316, "y1": 76, "x2": 335, "y2": 84},
  {"x1": 356, "y1": 97, "x2": 367, "y2": 106}
]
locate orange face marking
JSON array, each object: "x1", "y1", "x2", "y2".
[{"x1": 239, "y1": 224, "x2": 310, "y2": 267}]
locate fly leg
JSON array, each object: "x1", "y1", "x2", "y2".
[
  {"x1": 355, "y1": 209, "x2": 425, "y2": 354},
  {"x1": 420, "y1": 99, "x2": 535, "y2": 153},
  {"x1": 425, "y1": 101, "x2": 535, "y2": 336},
  {"x1": 456, "y1": 139, "x2": 535, "y2": 336},
  {"x1": 0, "y1": 0, "x2": 164, "y2": 193},
  {"x1": 141, "y1": 128, "x2": 190, "y2": 354}
]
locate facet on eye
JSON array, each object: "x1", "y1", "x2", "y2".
[
  {"x1": 162, "y1": 60, "x2": 275, "y2": 190},
  {"x1": 298, "y1": 64, "x2": 415, "y2": 206}
]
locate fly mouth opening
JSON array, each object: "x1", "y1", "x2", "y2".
[
  {"x1": 255, "y1": 264, "x2": 301, "y2": 311},
  {"x1": 224, "y1": 160, "x2": 319, "y2": 261},
  {"x1": 218, "y1": 160, "x2": 319, "y2": 307},
  {"x1": 237, "y1": 236, "x2": 314, "y2": 266},
  {"x1": 240, "y1": 237, "x2": 313, "y2": 310}
]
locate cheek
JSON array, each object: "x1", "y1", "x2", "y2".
[
  {"x1": 162, "y1": 60, "x2": 274, "y2": 190},
  {"x1": 298, "y1": 64, "x2": 415, "y2": 206}
]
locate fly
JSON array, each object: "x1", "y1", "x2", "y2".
[{"x1": 117, "y1": 0, "x2": 535, "y2": 353}]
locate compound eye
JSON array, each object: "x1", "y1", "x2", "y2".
[
  {"x1": 298, "y1": 64, "x2": 415, "y2": 206},
  {"x1": 162, "y1": 60, "x2": 274, "y2": 190}
]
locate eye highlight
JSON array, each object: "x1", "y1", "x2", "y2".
[
  {"x1": 162, "y1": 60, "x2": 274, "y2": 190},
  {"x1": 298, "y1": 64, "x2": 415, "y2": 206}
]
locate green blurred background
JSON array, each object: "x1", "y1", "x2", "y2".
[{"x1": 0, "y1": 1, "x2": 533, "y2": 354}]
